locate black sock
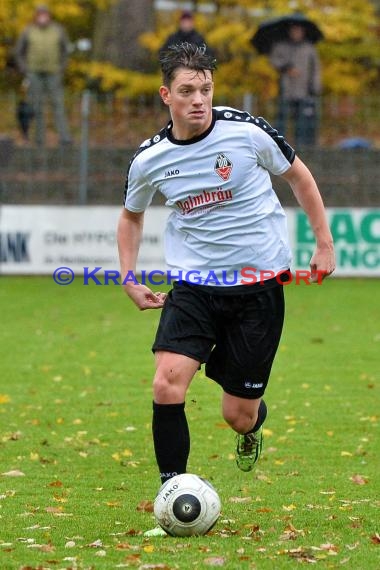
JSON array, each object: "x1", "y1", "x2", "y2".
[
  {"x1": 246, "y1": 399, "x2": 267, "y2": 434},
  {"x1": 152, "y1": 401, "x2": 190, "y2": 484}
]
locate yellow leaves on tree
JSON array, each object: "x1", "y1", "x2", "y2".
[{"x1": 1, "y1": 0, "x2": 379, "y2": 98}]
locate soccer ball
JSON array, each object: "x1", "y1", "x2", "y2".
[{"x1": 154, "y1": 473, "x2": 221, "y2": 537}]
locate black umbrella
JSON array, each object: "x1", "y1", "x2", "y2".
[{"x1": 251, "y1": 13, "x2": 323, "y2": 55}]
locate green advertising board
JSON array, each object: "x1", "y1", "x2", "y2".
[{"x1": 290, "y1": 209, "x2": 380, "y2": 276}]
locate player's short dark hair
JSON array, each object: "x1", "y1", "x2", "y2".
[{"x1": 159, "y1": 42, "x2": 216, "y2": 86}]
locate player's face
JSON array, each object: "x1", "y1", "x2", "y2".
[{"x1": 160, "y1": 68, "x2": 214, "y2": 140}]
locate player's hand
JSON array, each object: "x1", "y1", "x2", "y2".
[
  {"x1": 309, "y1": 245, "x2": 336, "y2": 283},
  {"x1": 123, "y1": 283, "x2": 167, "y2": 310}
]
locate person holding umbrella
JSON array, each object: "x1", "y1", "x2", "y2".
[{"x1": 252, "y1": 14, "x2": 323, "y2": 147}]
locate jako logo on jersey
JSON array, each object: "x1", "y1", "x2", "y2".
[
  {"x1": 244, "y1": 381, "x2": 264, "y2": 389},
  {"x1": 165, "y1": 169, "x2": 180, "y2": 178},
  {"x1": 214, "y1": 153, "x2": 233, "y2": 181}
]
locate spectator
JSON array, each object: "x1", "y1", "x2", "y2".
[
  {"x1": 269, "y1": 24, "x2": 321, "y2": 147},
  {"x1": 160, "y1": 10, "x2": 210, "y2": 55},
  {"x1": 15, "y1": 4, "x2": 72, "y2": 146}
]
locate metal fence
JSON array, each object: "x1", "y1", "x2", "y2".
[{"x1": 0, "y1": 92, "x2": 379, "y2": 207}]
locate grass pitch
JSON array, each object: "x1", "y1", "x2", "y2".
[{"x1": 0, "y1": 277, "x2": 379, "y2": 569}]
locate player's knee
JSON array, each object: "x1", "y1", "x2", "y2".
[
  {"x1": 223, "y1": 408, "x2": 258, "y2": 434},
  {"x1": 153, "y1": 371, "x2": 186, "y2": 404}
]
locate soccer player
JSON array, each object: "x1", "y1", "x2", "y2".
[{"x1": 117, "y1": 43, "x2": 335, "y2": 536}]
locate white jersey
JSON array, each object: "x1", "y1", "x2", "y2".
[{"x1": 125, "y1": 107, "x2": 295, "y2": 286}]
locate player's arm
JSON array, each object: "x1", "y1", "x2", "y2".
[
  {"x1": 117, "y1": 208, "x2": 166, "y2": 310},
  {"x1": 281, "y1": 156, "x2": 335, "y2": 281}
]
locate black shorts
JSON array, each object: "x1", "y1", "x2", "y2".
[{"x1": 152, "y1": 280, "x2": 285, "y2": 399}]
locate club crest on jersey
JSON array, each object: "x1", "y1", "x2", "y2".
[{"x1": 214, "y1": 153, "x2": 233, "y2": 181}]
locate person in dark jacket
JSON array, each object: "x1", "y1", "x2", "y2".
[{"x1": 160, "y1": 11, "x2": 210, "y2": 55}]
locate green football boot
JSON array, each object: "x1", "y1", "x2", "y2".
[{"x1": 235, "y1": 426, "x2": 263, "y2": 472}]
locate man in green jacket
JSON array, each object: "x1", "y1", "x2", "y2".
[{"x1": 15, "y1": 5, "x2": 71, "y2": 146}]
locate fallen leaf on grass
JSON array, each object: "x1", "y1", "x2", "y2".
[
  {"x1": 45, "y1": 506, "x2": 63, "y2": 514},
  {"x1": 215, "y1": 527, "x2": 239, "y2": 538},
  {"x1": 256, "y1": 473, "x2": 272, "y2": 483},
  {"x1": 20, "y1": 567, "x2": 50, "y2": 570},
  {"x1": 26, "y1": 542, "x2": 55, "y2": 553},
  {"x1": 280, "y1": 524, "x2": 305, "y2": 541},
  {"x1": 53, "y1": 494, "x2": 67, "y2": 503},
  {"x1": 204, "y1": 557, "x2": 226, "y2": 566},
  {"x1": 350, "y1": 474, "x2": 368, "y2": 485},
  {"x1": 244, "y1": 524, "x2": 260, "y2": 532},
  {"x1": 112, "y1": 449, "x2": 133, "y2": 461},
  {"x1": 345, "y1": 542, "x2": 359, "y2": 550},
  {"x1": 199, "y1": 546, "x2": 212, "y2": 553},
  {"x1": 106, "y1": 501, "x2": 121, "y2": 508},
  {"x1": 370, "y1": 532, "x2": 380, "y2": 544},
  {"x1": 115, "y1": 542, "x2": 135, "y2": 550},
  {"x1": 0, "y1": 490, "x2": 16, "y2": 499},
  {"x1": 229, "y1": 496, "x2": 251, "y2": 504},
  {"x1": 125, "y1": 528, "x2": 142, "y2": 536},
  {"x1": 123, "y1": 553, "x2": 141, "y2": 565},
  {"x1": 319, "y1": 543, "x2": 339, "y2": 554},
  {"x1": 39, "y1": 544, "x2": 56, "y2": 553},
  {"x1": 4, "y1": 431, "x2": 22, "y2": 441},
  {"x1": 245, "y1": 525, "x2": 264, "y2": 541},
  {"x1": 143, "y1": 544, "x2": 155, "y2": 553},
  {"x1": 285, "y1": 547, "x2": 317, "y2": 563},
  {"x1": 282, "y1": 504, "x2": 297, "y2": 511},
  {"x1": 2, "y1": 470, "x2": 25, "y2": 477},
  {"x1": 88, "y1": 538, "x2": 103, "y2": 548},
  {"x1": 48, "y1": 480, "x2": 63, "y2": 488},
  {"x1": 139, "y1": 565, "x2": 172, "y2": 570},
  {"x1": 136, "y1": 500, "x2": 154, "y2": 512}
]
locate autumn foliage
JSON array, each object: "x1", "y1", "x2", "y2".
[{"x1": 1, "y1": 0, "x2": 380, "y2": 98}]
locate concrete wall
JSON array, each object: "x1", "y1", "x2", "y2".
[{"x1": 0, "y1": 146, "x2": 378, "y2": 207}]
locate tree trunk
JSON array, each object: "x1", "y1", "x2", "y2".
[{"x1": 93, "y1": 0, "x2": 155, "y2": 71}]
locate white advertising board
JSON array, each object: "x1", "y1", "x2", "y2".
[
  {"x1": 0, "y1": 206, "x2": 379, "y2": 277},
  {"x1": 0, "y1": 206, "x2": 168, "y2": 275}
]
